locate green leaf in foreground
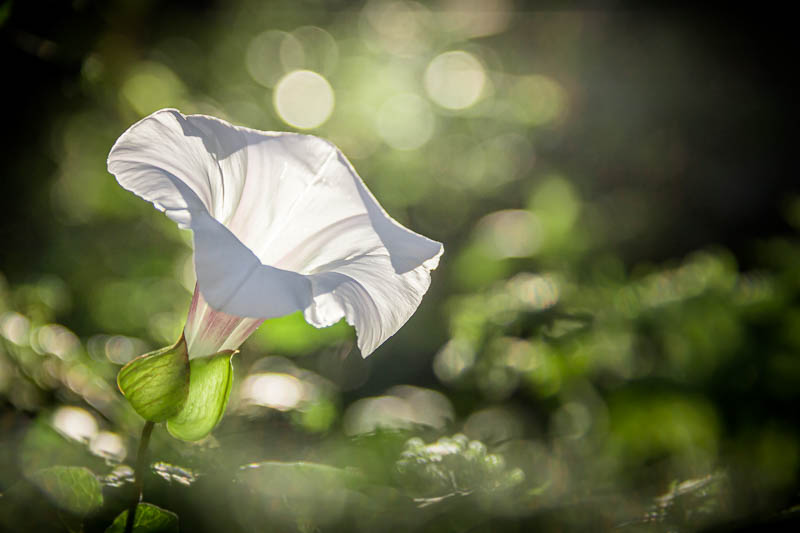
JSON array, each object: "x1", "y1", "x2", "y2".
[
  {"x1": 30, "y1": 466, "x2": 103, "y2": 517},
  {"x1": 105, "y1": 503, "x2": 179, "y2": 533},
  {"x1": 117, "y1": 335, "x2": 190, "y2": 422},
  {"x1": 166, "y1": 352, "x2": 234, "y2": 441}
]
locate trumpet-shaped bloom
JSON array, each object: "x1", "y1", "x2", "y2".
[{"x1": 108, "y1": 109, "x2": 443, "y2": 358}]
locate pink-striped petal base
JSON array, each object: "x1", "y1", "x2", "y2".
[{"x1": 183, "y1": 284, "x2": 264, "y2": 359}]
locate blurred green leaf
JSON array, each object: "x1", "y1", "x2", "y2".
[
  {"x1": 105, "y1": 503, "x2": 179, "y2": 533},
  {"x1": 396, "y1": 435, "x2": 525, "y2": 499},
  {"x1": 20, "y1": 416, "x2": 107, "y2": 475},
  {"x1": 30, "y1": 466, "x2": 103, "y2": 517},
  {"x1": 236, "y1": 461, "x2": 367, "y2": 529},
  {"x1": 117, "y1": 336, "x2": 189, "y2": 422},
  {"x1": 0, "y1": 479, "x2": 66, "y2": 532},
  {"x1": 238, "y1": 461, "x2": 365, "y2": 498},
  {"x1": 452, "y1": 243, "x2": 511, "y2": 290},
  {"x1": 250, "y1": 311, "x2": 351, "y2": 354},
  {"x1": 166, "y1": 352, "x2": 234, "y2": 441}
]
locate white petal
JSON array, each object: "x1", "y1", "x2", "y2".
[
  {"x1": 305, "y1": 254, "x2": 437, "y2": 356},
  {"x1": 106, "y1": 109, "x2": 244, "y2": 226},
  {"x1": 108, "y1": 109, "x2": 312, "y2": 321},
  {"x1": 108, "y1": 109, "x2": 443, "y2": 357}
]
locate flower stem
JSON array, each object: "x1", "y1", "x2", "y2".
[{"x1": 125, "y1": 420, "x2": 155, "y2": 533}]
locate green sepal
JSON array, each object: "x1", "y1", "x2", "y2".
[
  {"x1": 166, "y1": 351, "x2": 235, "y2": 441},
  {"x1": 117, "y1": 335, "x2": 190, "y2": 422}
]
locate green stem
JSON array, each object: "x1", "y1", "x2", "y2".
[{"x1": 125, "y1": 421, "x2": 155, "y2": 533}]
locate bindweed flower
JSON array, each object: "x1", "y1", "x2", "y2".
[
  {"x1": 107, "y1": 109, "x2": 442, "y2": 438},
  {"x1": 108, "y1": 108, "x2": 442, "y2": 357}
]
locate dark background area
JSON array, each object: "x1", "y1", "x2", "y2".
[{"x1": 1, "y1": 2, "x2": 795, "y2": 281}]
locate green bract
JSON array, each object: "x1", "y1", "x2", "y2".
[
  {"x1": 117, "y1": 334, "x2": 236, "y2": 441},
  {"x1": 166, "y1": 352, "x2": 235, "y2": 441},
  {"x1": 117, "y1": 336, "x2": 190, "y2": 422}
]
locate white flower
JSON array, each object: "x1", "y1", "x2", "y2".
[{"x1": 107, "y1": 109, "x2": 443, "y2": 358}]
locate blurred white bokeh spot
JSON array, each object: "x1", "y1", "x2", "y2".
[
  {"x1": 0, "y1": 312, "x2": 30, "y2": 346},
  {"x1": 343, "y1": 385, "x2": 453, "y2": 435},
  {"x1": 476, "y1": 209, "x2": 543, "y2": 258},
  {"x1": 360, "y1": 0, "x2": 432, "y2": 57},
  {"x1": 434, "y1": 337, "x2": 477, "y2": 383},
  {"x1": 90, "y1": 431, "x2": 127, "y2": 462},
  {"x1": 438, "y1": 0, "x2": 512, "y2": 38},
  {"x1": 424, "y1": 50, "x2": 486, "y2": 110},
  {"x1": 52, "y1": 406, "x2": 98, "y2": 443},
  {"x1": 274, "y1": 70, "x2": 335, "y2": 129},
  {"x1": 240, "y1": 372, "x2": 307, "y2": 411}
]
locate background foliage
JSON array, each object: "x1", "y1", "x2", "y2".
[{"x1": 0, "y1": 1, "x2": 797, "y2": 531}]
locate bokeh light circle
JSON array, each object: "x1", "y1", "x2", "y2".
[
  {"x1": 511, "y1": 74, "x2": 567, "y2": 126},
  {"x1": 273, "y1": 70, "x2": 335, "y2": 130},
  {"x1": 376, "y1": 93, "x2": 435, "y2": 150},
  {"x1": 246, "y1": 30, "x2": 297, "y2": 88},
  {"x1": 424, "y1": 50, "x2": 486, "y2": 110}
]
